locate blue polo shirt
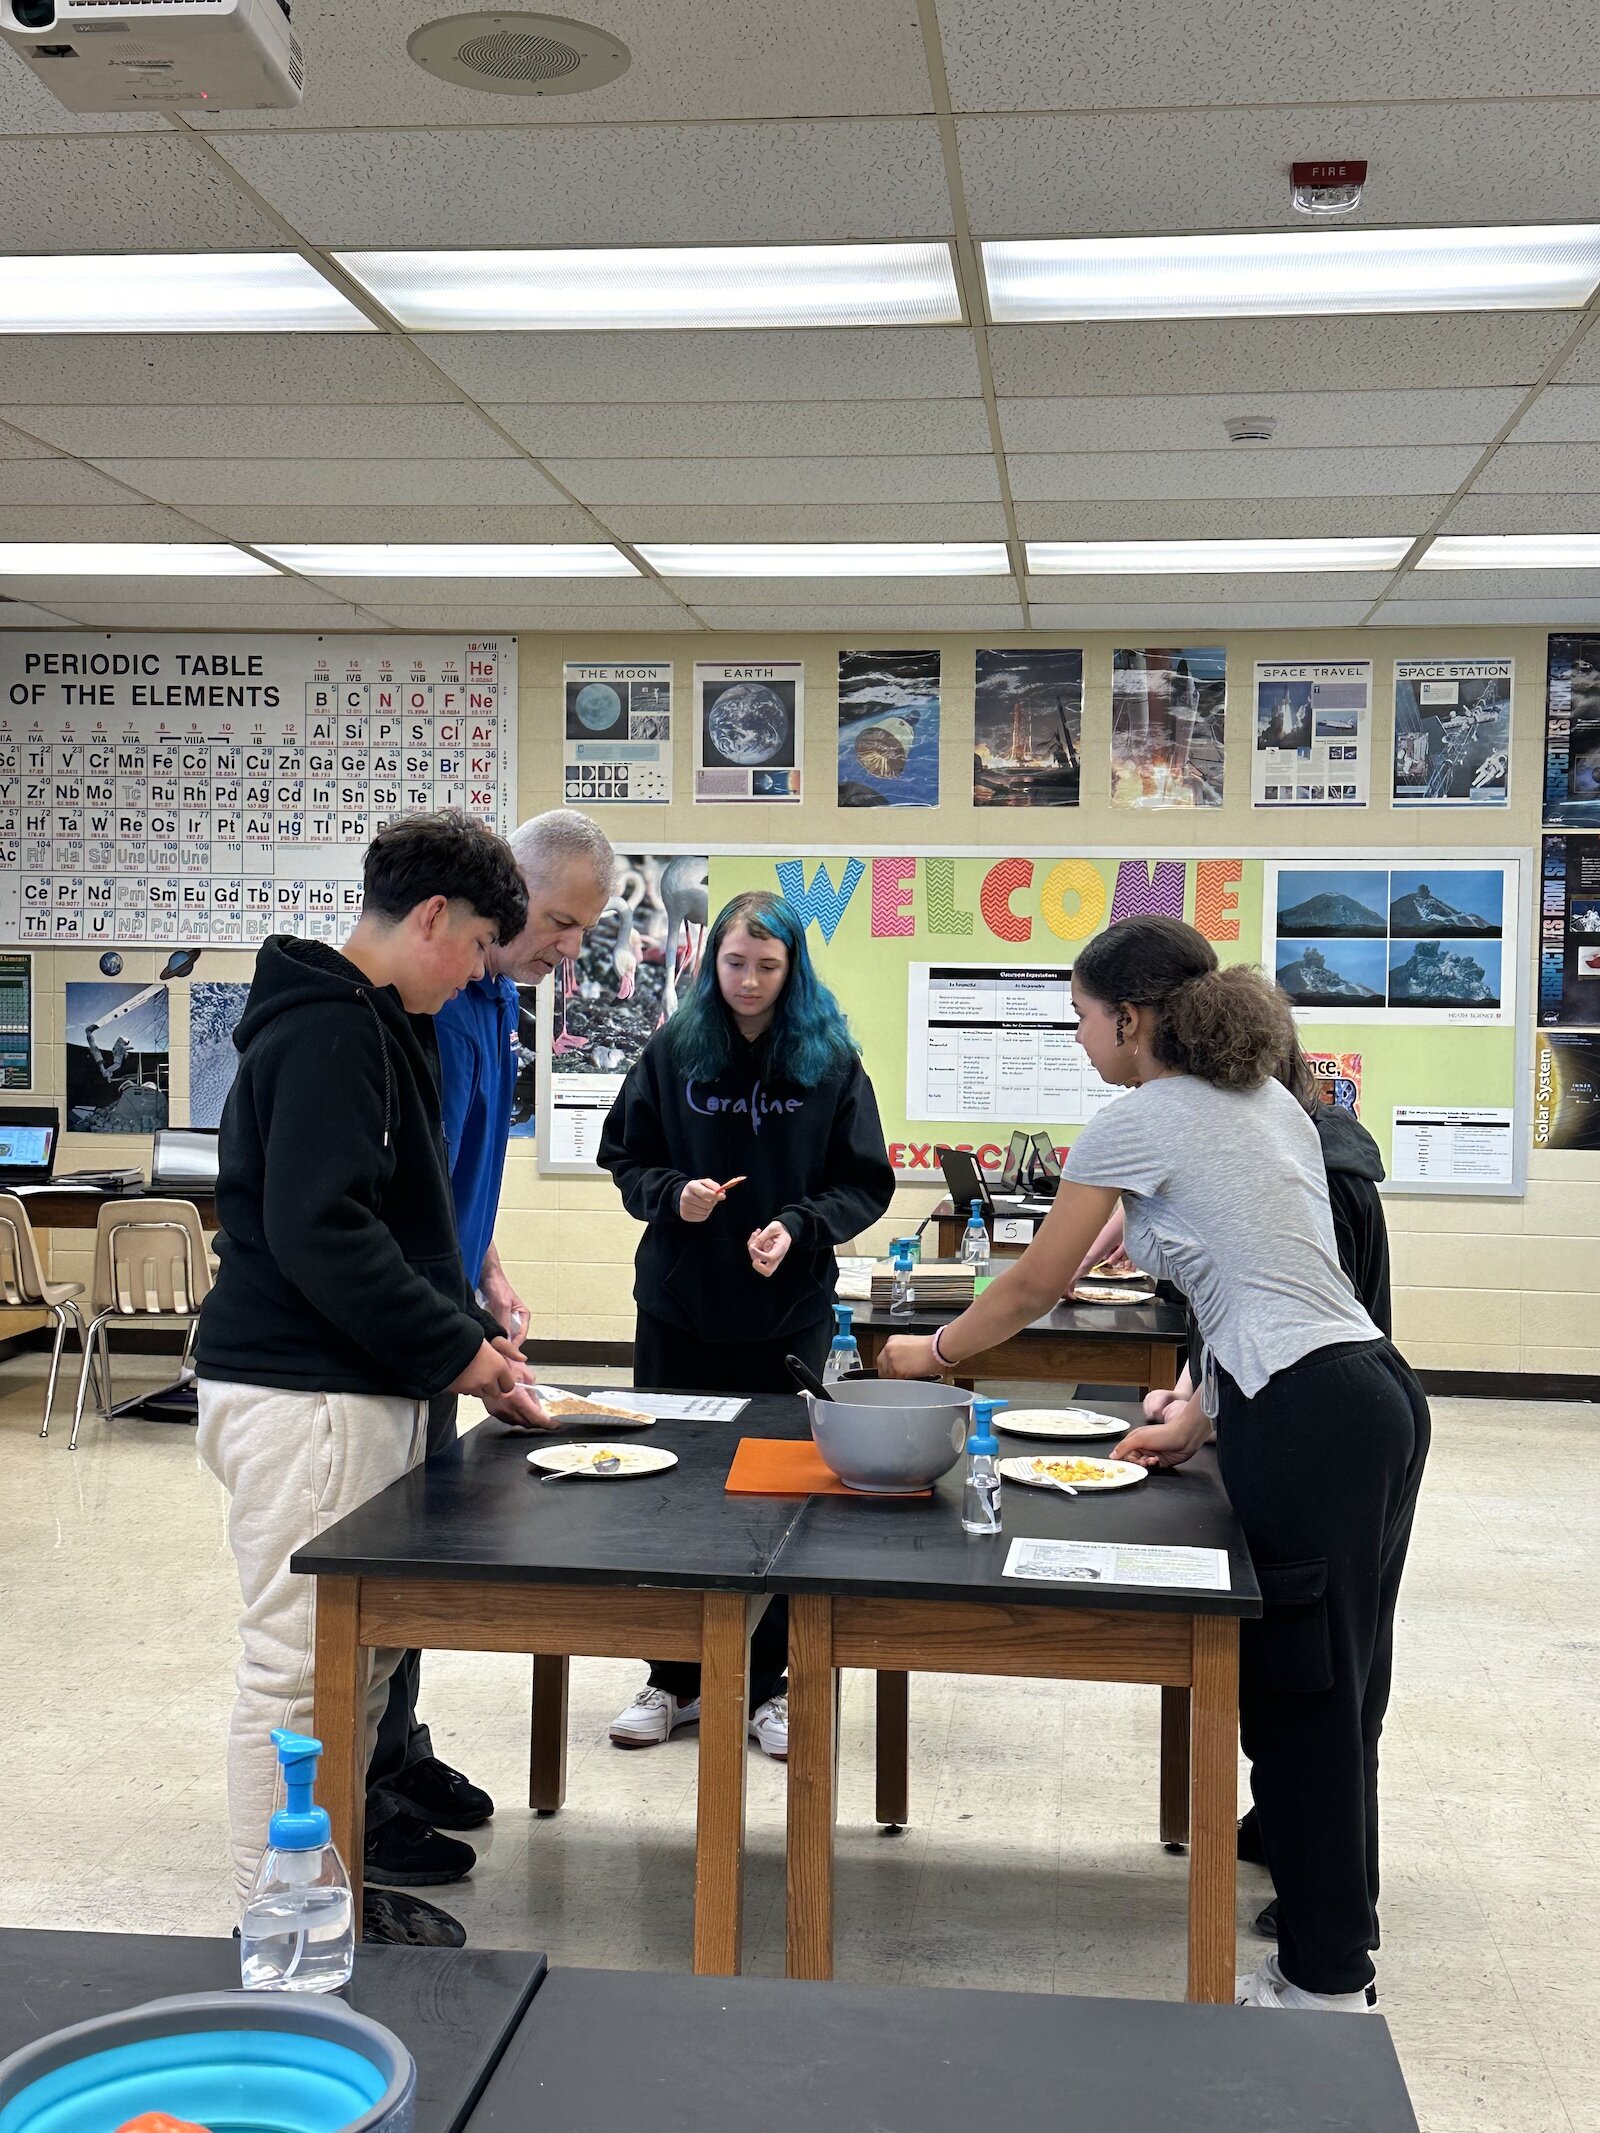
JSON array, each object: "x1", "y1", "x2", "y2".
[{"x1": 434, "y1": 972, "x2": 520, "y2": 1298}]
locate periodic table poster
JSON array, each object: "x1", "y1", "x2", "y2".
[{"x1": 0, "y1": 634, "x2": 517, "y2": 948}]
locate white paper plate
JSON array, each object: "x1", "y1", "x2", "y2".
[
  {"x1": 996, "y1": 1408, "x2": 1130, "y2": 1442},
  {"x1": 1070, "y1": 1282, "x2": 1156, "y2": 1305},
  {"x1": 999, "y1": 1454, "x2": 1147, "y2": 1492},
  {"x1": 527, "y1": 1442, "x2": 678, "y2": 1477},
  {"x1": 537, "y1": 1386, "x2": 655, "y2": 1429}
]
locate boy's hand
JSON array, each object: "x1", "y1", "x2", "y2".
[
  {"x1": 484, "y1": 1383, "x2": 554, "y2": 1431},
  {"x1": 449, "y1": 1339, "x2": 523, "y2": 1402}
]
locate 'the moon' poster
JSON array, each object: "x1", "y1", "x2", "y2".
[
  {"x1": 694, "y1": 660, "x2": 803, "y2": 804},
  {"x1": 564, "y1": 661, "x2": 672, "y2": 806}
]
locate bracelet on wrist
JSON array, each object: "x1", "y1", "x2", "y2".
[{"x1": 931, "y1": 1324, "x2": 955, "y2": 1370}]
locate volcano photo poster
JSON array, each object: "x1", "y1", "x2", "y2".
[{"x1": 836, "y1": 649, "x2": 940, "y2": 807}]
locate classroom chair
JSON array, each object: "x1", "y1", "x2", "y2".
[
  {"x1": 0, "y1": 1192, "x2": 93, "y2": 1442},
  {"x1": 68, "y1": 1198, "x2": 212, "y2": 1452}
]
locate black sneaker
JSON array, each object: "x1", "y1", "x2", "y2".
[
  {"x1": 362, "y1": 1887, "x2": 467, "y2": 1948},
  {"x1": 389, "y1": 1755, "x2": 494, "y2": 1832},
  {"x1": 364, "y1": 1810, "x2": 476, "y2": 1888}
]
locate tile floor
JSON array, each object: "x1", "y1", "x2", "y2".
[{"x1": 3, "y1": 1347, "x2": 1598, "y2": 2132}]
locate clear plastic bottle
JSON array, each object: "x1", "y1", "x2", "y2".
[
  {"x1": 822, "y1": 1303, "x2": 863, "y2": 1383},
  {"x1": 961, "y1": 1396, "x2": 1007, "y2": 1535},
  {"x1": 888, "y1": 1243, "x2": 915, "y2": 1319},
  {"x1": 240, "y1": 1729, "x2": 354, "y2": 1994},
  {"x1": 960, "y1": 1200, "x2": 991, "y2": 1277}
]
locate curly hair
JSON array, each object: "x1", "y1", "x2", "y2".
[
  {"x1": 362, "y1": 808, "x2": 528, "y2": 945},
  {"x1": 1073, "y1": 915, "x2": 1294, "y2": 1092}
]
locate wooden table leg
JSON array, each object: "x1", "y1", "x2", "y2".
[
  {"x1": 528, "y1": 1653, "x2": 570, "y2": 1814},
  {"x1": 312, "y1": 1575, "x2": 366, "y2": 1928},
  {"x1": 875, "y1": 1671, "x2": 910, "y2": 1829},
  {"x1": 785, "y1": 1593, "x2": 836, "y2": 1981},
  {"x1": 1159, "y1": 1686, "x2": 1191, "y2": 1849},
  {"x1": 693, "y1": 1590, "x2": 754, "y2": 1977},
  {"x1": 1187, "y1": 1614, "x2": 1240, "y2": 2004}
]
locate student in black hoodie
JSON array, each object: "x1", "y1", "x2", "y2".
[
  {"x1": 197, "y1": 810, "x2": 537, "y2": 1938},
  {"x1": 598, "y1": 889, "x2": 894, "y2": 1758}
]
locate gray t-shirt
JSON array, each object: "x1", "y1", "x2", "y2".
[{"x1": 1064, "y1": 1073, "x2": 1380, "y2": 1401}]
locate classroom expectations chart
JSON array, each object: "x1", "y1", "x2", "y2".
[{"x1": 905, "y1": 962, "x2": 1129, "y2": 1124}]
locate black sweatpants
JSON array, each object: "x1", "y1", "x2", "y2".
[
  {"x1": 1217, "y1": 1338, "x2": 1430, "y2": 1997},
  {"x1": 636, "y1": 1308, "x2": 832, "y2": 1710},
  {"x1": 366, "y1": 1390, "x2": 461, "y2": 1826}
]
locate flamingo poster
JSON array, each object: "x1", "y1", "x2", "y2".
[{"x1": 538, "y1": 851, "x2": 710, "y2": 1170}]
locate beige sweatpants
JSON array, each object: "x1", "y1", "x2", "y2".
[{"x1": 198, "y1": 1380, "x2": 428, "y2": 1905}]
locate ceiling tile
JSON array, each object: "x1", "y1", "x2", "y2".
[
  {"x1": 1014, "y1": 498, "x2": 1447, "y2": 540},
  {"x1": 0, "y1": 505, "x2": 215, "y2": 541},
  {"x1": 1551, "y1": 329, "x2": 1600, "y2": 386},
  {"x1": 0, "y1": 136, "x2": 285, "y2": 253},
  {"x1": 1008, "y1": 445, "x2": 1478, "y2": 502},
  {"x1": 1027, "y1": 601, "x2": 1374, "y2": 629},
  {"x1": 1371, "y1": 598, "x2": 1600, "y2": 625},
  {"x1": 958, "y1": 104, "x2": 1600, "y2": 236},
  {"x1": 0, "y1": 425, "x2": 60, "y2": 461},
  {"x1": 549, "y1": 455, "x2": 1001, "y2": 506},
  {"x1": 38, "y1": 600, "x2": 380, "y2": 628},
  {"x1": 4, "y1": 404, "x2": 516, "y2": 460},
  {"x1": 937, "y1": 0, "x2": 1597, "y2": 110},
  {"x1": 215, "y1": 121, "x2": 949, "y2": 247},
  {"x1": 191, "y1": 0, "x2": 933, "y2": 129},
  {"x1": 987, "y1": 314, "x2": 1578, "y2": 397},
  {"x1": 663, "y1": 575, "x2": 1019, "y2": 603},
  {"x1": 89, "y1": 459, "x2": 569, "y2": 507},
  {"x1": 610, "y1": 504, "x2": 1011, "y2": 540},
  {"x1": 0, "y1": 599, "x2": 78, "y2": 626},
  {"x1": 488, "y1": 399, "x2": 992, "y2": 459},
  {"x1": 296, "y1": 576, "x2": 665, "y2": 606},
  {"x1": 0, "y1": 575, "x2": 341, "y2": 604},
  {"x1": 427, "y1": 328, "x2": 981, "y2": 404},
  {"x1": 1440, "y1": 494, "x2": 1600, "y2": 534},
  {"x1": 690, "y1": 604, "x2": 1027, "y2": 629},
  {"x1": 1472, "y1": 441, "x2": 1600, "y2": 493},
  {"x1": 0, "y1": 461, "x2": 142, "y2": 506},
  {"x1": 0, "y1": 335, "x2": 450, "y2": 408},
  {"x1": 355, "y1": 604, "x2": 694, "y2": 631},
  {"x1": 0, "y1": 67, "x2": 165, "y2": 136},
  {"x1": 179, "y1": 504, "x2": 604, "y2": 543},
  {"x1": 1025, "y1": 572, "x2": 1396, "y2": 602},
  {"x1": 1394, "y1": 567, "x2": 1600, "y2": 599},
  {"x1": 999, "y1": 389, "x2": 1521, "y2": 455},
  {"x1": 1507, "y1": 386, "x2": 1600, "y2": 442}
]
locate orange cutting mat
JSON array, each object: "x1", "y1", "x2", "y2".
[{"x1": 725, "y1": 1437, "x2": 932, "y2": 1498}]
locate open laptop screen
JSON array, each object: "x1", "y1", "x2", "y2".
[
  {"x1": 151, "y1": 1127, "x2": 220, "y2": 1188},
  {"x1": 0, "y1": 1106, "x2": 59, "y2": 1181}
]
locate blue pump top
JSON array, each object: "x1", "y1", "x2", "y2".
[
  {"x1": 967, "y1": 1397, "x2": 1006, "y2": 1454},
  {"x1": 967, "y1": 1200, "x2": 985, "y2": 1225},
  {"x1": 831, "y1": 1303, "x2": 855, "y2": 1344},
  {"x1": 268, "y1": 1727, "x2": 332, "y2": 1854}
]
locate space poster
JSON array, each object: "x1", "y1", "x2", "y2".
[
  {"x1": 694, "y1": 660, "x2": 803, "y2": 803},
  {"x1": 836, "y1": 649, "x2": 940, "y2": 807}
]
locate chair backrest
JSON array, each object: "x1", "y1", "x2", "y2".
[
  {"x1": 0, "y1": 1192, "x2": 51, "y2": 1306},
  {"x1": 90, "y1": 1198, "x2": 213, "y2": 1318}
]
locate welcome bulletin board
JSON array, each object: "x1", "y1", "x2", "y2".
[{"x1": 540, "y1": 845, "x2": 1532, "y2": 1198}]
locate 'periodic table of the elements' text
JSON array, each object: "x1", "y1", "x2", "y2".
[{"x1": 0, "y1": 635, "x2": 518, "y2": 946}]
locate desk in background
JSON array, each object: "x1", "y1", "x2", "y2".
[{"x1": 848, "y1": 1289, "x2": 1187, "y2": 1395}]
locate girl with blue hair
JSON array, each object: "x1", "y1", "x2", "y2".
[{"x1": 598, "y1": 889, "x2": 894, "y2": 1756}]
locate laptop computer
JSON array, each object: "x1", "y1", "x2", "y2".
[
  {"x1": 0, "y1": 1104, "x2": 59, "y2": 1187},
  {"x1": 150, "y1": 1126, "x2": 220, "y2": 1193},
  {"x1": 936, "y1": 1144, "x2": 993, "y2": 1216}
]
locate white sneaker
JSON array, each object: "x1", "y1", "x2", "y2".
[
  {"x1": 1236, "y1": 1954, "x2": 1374, "y2": 2013},
  {"x1": 608, "y1": 1687, "x2": 700, "y2": 1748},
  {"x1": 748, "y1": 1695, "x2": 788, "y2": 1760}
]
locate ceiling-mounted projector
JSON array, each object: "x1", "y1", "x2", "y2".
[{"x1": 0, "y1": 0, "x2": 303, "y2": 112}]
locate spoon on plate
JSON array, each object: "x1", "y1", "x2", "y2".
[{"x1": 542, "y1": 1452, "x2": 623, "y2": 1484}]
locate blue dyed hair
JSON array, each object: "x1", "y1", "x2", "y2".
[{"x1": 667, "y1": 890, "x2": 858, "y2": 1089}]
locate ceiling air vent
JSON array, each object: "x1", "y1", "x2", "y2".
[{"x1": 407, "y1": 10, "x2": 629, "y2": 95}]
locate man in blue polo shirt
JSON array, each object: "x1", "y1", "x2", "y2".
[{"x1": 362, "y1": 809, "x2": 613, "y2": 1944}]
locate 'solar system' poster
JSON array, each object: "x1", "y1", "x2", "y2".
[
  {"x1": 563, "y1": 662, "x2": 672, "y2": 805},
  {"x1": 1392, "y1": 657, "x2": 1511, "y2": 806},
  {"x1": 1534, "y1": 1030, "x2": 1600, "y2": 1150},
  {"x1": 1253, "y1": 660, "x2": 1371, "y2": 808}
]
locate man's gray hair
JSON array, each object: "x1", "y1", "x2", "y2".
[{"x1": 508, "y1": 808, "x2": 615, "y2": 893}]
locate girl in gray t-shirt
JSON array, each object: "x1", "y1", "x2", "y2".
[{"x1": 881, "y1": 914, "x2": 1429, "y2": 2015}]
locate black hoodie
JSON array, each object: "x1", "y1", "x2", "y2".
[
  {"x1": 597, "y1": 1025, "x2": 895, "y2": 1345},
  {"x1": 196, "y1": 935, "x2": 497, "y2": 1397},
  {"x1": 1313, "y1": 1102, "x2": 1391, "y2": 1337}
]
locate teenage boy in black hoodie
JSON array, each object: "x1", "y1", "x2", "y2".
[{"x1": 197, "y1": 810, "x2": 537, "y2": 1926}]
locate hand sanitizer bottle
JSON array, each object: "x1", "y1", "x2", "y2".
[
  {"x1": 240, "y1": 1729, "x2": 354, "y2": 1993},
  {"x1": 960, "y1": 1201, "x2": 991, "y2": 1277},
  {"x1": 822, "y1": 1303, "x2": 863, "y2": 1382},
  {"x1": 961, "y1": 1397, "x2": 1007, "y2": 1535},
  {"x1": 888, "y1": 1242, "x2": 915, "y2": 1319}
]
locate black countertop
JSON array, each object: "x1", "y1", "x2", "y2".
[
  {"x1": 0, "y1": 1930, "x2": 544, "y2": 2133},
  {"x1": 465, "y1": 1969, "x2": 1418, "y2": 2133},
  {"x1": 846, "y1": 1292, "x2": 1189, "y2": 1340}
]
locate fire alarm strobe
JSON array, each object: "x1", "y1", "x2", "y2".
[
  {"x1": 0, "y1": 0, "x2": 303, "y2": 113},
  {"x1": 1291, "y1": 159, "x2": 1367, "y2": 218}
]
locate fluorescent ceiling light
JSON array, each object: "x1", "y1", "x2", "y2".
[
  {"x1": 262, "y1": 543, "x2": 637, "y2": 577},
  {"x1": 983, "y1": 225, "x2": 1600, "y2": 322},
  {"x1": 333, "y1": 244, "x2": 962, "y2": 331},
  {"x1": 637, "y1": 542, "x2": 1011, "y2": 577},
  {"x1": 0, "y1": 254, "x2": 371, "y2": 334},
  {"x1": 1418, "y1": 534, "x2": 1600, "y2": 569},
  {"x1": 0, "y1": 543, "x2": 277, "y2": 576},
  {"x1": 1026, "y1": 537, "x2": 1412, "y2": 575}
]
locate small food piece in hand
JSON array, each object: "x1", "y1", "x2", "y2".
[
  {"x1": 1090, "y1": 1251, "x2": 1141, "y2": 1278},
  {"x1": 721, "y1": 1174, "x2": 747, "y2": 1191}
]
